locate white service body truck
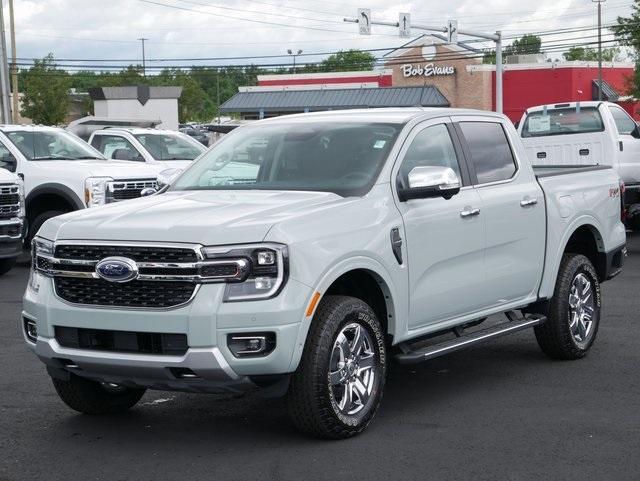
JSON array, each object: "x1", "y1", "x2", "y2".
[
  {"x1": 24, "y1": 109, "x2": 626, "y2": 438},
  {"x1": 0, "y1": 125, "x2": 166, "y2": 240},
  {"x1": 518, "y1": 101, "x2": 640, "y2": 229}
]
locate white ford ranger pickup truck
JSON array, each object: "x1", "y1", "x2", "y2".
[
  {"x1": 0, "y1": 167, "x2": 24, "y2": 275},
  {"x1": 518, "y1": 101, "x2": 640, "y2": 230},
  {"x1": 0, "y1": 125, "x2": 166, "y2": 241},
  {"x1": 24, "y1": 108, "x2": 626, "y2": 439}
]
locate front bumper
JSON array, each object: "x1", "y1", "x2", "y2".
[
  {"x1": 0, "y1": 217, "x2": 24, "y2": 259},
  {"x1": 23, "y1": 273, "x2": 312, "y2": 393}
]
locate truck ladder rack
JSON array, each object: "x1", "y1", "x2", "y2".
[{"x1": 395, "y1": 311, "x2": 547, "y2": 365}]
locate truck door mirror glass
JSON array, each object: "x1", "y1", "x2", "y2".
[
  {"x1": 632, "y1": 124, "x2": 640, "y2": 139},
  {"x1": 0, "y1": 153, "x2": 17, "y2": 172},
  {"x1": 399, "y1": 166, "x2": 461, "y2": 201}
]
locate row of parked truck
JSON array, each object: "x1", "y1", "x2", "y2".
[{"x1": 13, "y1": 100, "x2": 636, "y2": 438}]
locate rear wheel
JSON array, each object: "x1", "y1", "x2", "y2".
[
  {"x1": 51, "y1": 373, "x2": 146, "y2": 415},
  {"x1": 0, "y1": 257, "x2": 16, "y2": 275},
  {"x1": 534, "y1": 254, "x2": 601, "y2": 360},
  {"x1": 287, "y1": 295, "x2": 387, "y2": 439}
]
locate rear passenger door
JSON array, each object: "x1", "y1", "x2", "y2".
[
  {"x1": 393, "y1": 119, "x2": 486, "y2": 330},
  {"x1": 454, "y1": 117, "x2": 545, "y2": 307}
]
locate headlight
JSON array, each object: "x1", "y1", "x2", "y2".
[
  {"x1": 84, "y1": 177, "x2": 113, "y2": 207},
  {"x1": 16, "y1": 178, "x2": 25, "y2": 218},
  {"x1": 30, "y1": 237, "x2": 54, "y2": 290},
  {"x1": 201, "y1": 243, "x2": 288, "y2": 302}
]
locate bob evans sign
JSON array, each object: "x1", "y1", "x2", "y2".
[{"x1": 401, "y1": 63, "x2": 456, "y2": 78}]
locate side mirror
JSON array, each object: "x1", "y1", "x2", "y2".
[
  {"x1": 0, "y1": 155, "x2": 17, "y2": 173},
  {"x1": 157, "y1": 168, "x2": 183, "y2": 189},
  {"x1": 140, "y1": 187, "x2": 156, "y2": 197},
  {"x1": 632, "y1": 125, "x2": 640, "y2": 139},
  {"x1": 398, "y1": 166, "x2": 461, "y2": 202}
]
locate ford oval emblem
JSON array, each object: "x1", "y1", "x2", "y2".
[{"x1": 95, "y1": 257, "x2": 139, "y2": 283}]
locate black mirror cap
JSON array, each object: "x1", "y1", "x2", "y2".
[
  {"x1": 398, "y1": 185, "x2": 461, "y2": 202},
  {"x1": 632, "y1": 125, "x2": 640, "y2": 139}
]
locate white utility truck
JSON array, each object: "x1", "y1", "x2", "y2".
[
  {"x1": 25, "y1": 108, "x2": 626, "y2": 438},
  {"x1": 0, "y1": 166, "x2": 24, "y2": 274},
  {"x1": 0, "y1": 125, "x2": 165, "y2": 241},
  {"x1": 518, "y1": 101, "x2": 640, "y2": 229}
]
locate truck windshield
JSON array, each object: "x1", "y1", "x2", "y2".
[
  {"x1": 134, "y1": 133, "x2": 203, "y2": 161},
  {"x1": 170, "y1": 121, "x2": 402, "y2": 197},
  {"x1": 521, "y1": 107, "x2": 604, "y2": 138},
  {"x1": 4, "y1": 129, "x2": 105, "y2": 161}
]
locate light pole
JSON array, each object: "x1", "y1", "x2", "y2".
[
  {"x1": 138, "y1": 37, "x2": 148, "y2": 77},
  {"x1": 9, "y1": 0, "x2": 18, "y2": 123},
  {"x1": 287, "y1": 49, "x2": 303, "y2": 74},
  {"x1": 593, "y1": 0, "x2": 606, "y2": 100}
]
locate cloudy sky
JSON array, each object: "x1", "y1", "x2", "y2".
[{"x1": 9, "y1": 0, "x2": 635, "y2": 71}]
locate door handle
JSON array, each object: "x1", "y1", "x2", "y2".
[
  {"x1": 460, "y1": 208, "x2": 480, "y2": 218},
  {"x1": 520, "y1": 198, "x2": 538, "y2": 207}
]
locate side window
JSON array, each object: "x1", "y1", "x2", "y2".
[
  {"x1": 95, "y1": 135, "x2": 144, "y2": 162},
  {"x1": 459, "y1": 122, "x2": 516, "y2": 184},
  {"x1": 398, "y1": 124, "x2": 461, "y2": 187},
  {"x1": 0, "y1": 143, "x2": 17, "y2": 172},
  {"x1": 608, "y1": 106, "x2": 637, "y2": 135}
]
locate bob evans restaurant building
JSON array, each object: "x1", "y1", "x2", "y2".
[{"x1": 220, "y1": 35, "x2": 639, "y2": 122}]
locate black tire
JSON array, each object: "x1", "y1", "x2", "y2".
[
  {"x1": 51, "y1": 373, "x2": 146, "y2": 415},
  {"x1": 534, "y1": 254, "x2": 601, "y2": 360},
  {"x1": 287, "y1": 295, "x2": 387, "y2": 439},
  {"x1": 29, "y1": 210, "x2": 66, "y2": 243},
  {"x1": 0, "y1": 257, "x2": 16, "y2": 275}
]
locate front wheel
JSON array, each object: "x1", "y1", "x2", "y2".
[
  {"x1": 534, "y1": 254, "x2": 601, "y2": 360},
  {"x1": 287, "y1": 295, "x2": 387, "y2": 439}
]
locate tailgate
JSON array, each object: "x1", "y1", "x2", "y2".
[{"x1": 520, "y1": 133, "x2": 606, "y2": 166}]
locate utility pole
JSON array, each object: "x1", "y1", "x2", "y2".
[
  {"x1": 287, "y1": 49, "x2": 303, "y2": 74},
  {"x1": 0, "y1": 2, "x2": 11, "y2": 123},
  {"x1": 593, "y1": 0, "x2": 605, "y2": 101},
  {"x1": 9, "y1": 0, "x2": 18, "y2": 123},
  {"x1": 138, "y1": 37, "x2": 148, "y2": 77}
]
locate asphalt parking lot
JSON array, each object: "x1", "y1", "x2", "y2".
[{"x1": 1, "y1": 234, "x2": 639, "y2": 481}]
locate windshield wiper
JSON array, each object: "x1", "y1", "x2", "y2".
[{"x1": 32, "y1": 156, "x2": 76, "y2": 161}]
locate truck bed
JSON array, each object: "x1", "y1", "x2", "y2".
[{"x1": 532, "y1": 164, "x2": 612, "y2": 178}]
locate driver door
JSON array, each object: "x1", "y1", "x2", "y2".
[{"x1": 393, "y1": 120, "x2": 486, "y2": 331}]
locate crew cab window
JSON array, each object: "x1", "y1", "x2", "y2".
[
  {"x1": 92, "y1": 135, "x2": 144, "y2": 162},
  {"x1": 134, "y1": 133, "x2": 202, "y2": 161},
  {"x1": 521, "y1": 107, "x2": 604, "y2": 137},
  {"x1": 0, "y1": 143, "x2": 16, "y2": 172},
  {"x1": 459, "y1": 122, "x2": 517, "y2": 184},
  {"x1": 398, "y1": 124, "x2": 461, "y2": 186},
  {"x1": 608, "y1": 106, "x2": 637, "y2": 135}
]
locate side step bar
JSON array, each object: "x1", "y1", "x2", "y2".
[{"x1": 396, "y1": 312, "x2": 547, "y2": 365}]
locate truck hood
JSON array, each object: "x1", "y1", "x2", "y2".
[
  {"x1": 0, "y1": 168, "x2": 18, "y2": 183},
  {"x1": 41, "y1": 190, "x2": 345, "y2": 245},
  {"x1": 31, "y1": 159, "x2": 163, "y2": 180}
]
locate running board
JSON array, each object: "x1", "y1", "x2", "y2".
[{"x1": 395, "y1": 312, "x2": 547, "y2": 365}]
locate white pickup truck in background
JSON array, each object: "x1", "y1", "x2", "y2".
[
  {"x1": 88, "y1": 128, "x2": 206, "y2": 170},
  {"x1": 0, "y1": 167, "x2": 24, "y2": 275},
  {"x1": 518, "y1": 101, "x2": 640, "y2": 230},
  {"x1": 0, "y1": 125, "x2": 166, "y2": 241}
]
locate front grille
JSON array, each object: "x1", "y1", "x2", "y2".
[
  {"x1": 55, "y1": 277, "x2": 196, "y2": 308},
  {"x1": 0, "y1": 185, "x2": 20, "y2": 218},
  {"x1": 0, "y1": 222, "x2": 21, "y2": 238},
  {"x1": 108, "y1": 179, "x2": 157, "y2": 201},
  {"x1": 55, "y1": 326, "x2": 188, "y2": 355},
  {"x1": 55, "y1": 245, "x2": 198, "y2": 263}
]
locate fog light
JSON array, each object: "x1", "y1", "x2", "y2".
[
  {"x1": 254, "y1": 277, "x2": 273, "y2": 290},
  {"x1": 24, "y1": 318, "x2": 37, "y2": 343},
  {"x1": 227, "y1": 332, "x2": 276, "y2": 358},
  {"x1": 256, "y1": 250, "x2": 275, "y2": 265}
]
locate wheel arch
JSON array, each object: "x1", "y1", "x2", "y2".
[
  {"x1": 288, "y1": 257, "x2": 399, "y2": 372},
  {"x1": 26, "y1": 184, "x2": 84, "y2": 222}
]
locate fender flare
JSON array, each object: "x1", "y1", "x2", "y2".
[
  {"x1": 287, "y1": 256, "x2": 400, "y2": 372},
  {"x1": 539, "y1": 215, "x2": 605, "y2": 299},
  {"x1": 26, "y1": 183, "x2": 85, "y2": 215}
]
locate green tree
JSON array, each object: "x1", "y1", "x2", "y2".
[
  {"x1": 563, "y1": 46, "x2": 620, "y2": 62},
  {"x1": 508, "y1": 34, "x2": 542, "y2": 55},
  {"x1": 155, "y1": 69, "x2": 215, "y2": 122},
  {"x1": 318, "y1": 49, "x2": 376, "y2": 72},
  {"x1": 612, "y1": 1, "x2": 640, "y2": 96},
  {"x1": 21, "y1": 54, "x2": 71, "y2": 125}
]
